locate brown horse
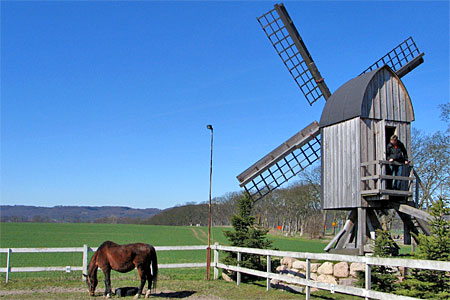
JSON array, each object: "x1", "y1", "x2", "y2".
[{"x1": 83, "y1": 241, "x2": 158, "y2": 298}]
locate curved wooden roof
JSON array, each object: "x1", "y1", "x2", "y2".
[{"x1": 320, "y1": 66, "x2": 414, "y2": 128}]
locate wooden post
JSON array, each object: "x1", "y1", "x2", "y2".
[
  {"x1": 6, "y1": 248, "x2": 11, "y2": 283},
  {"x1": 357, "y1": 207, "x2": 366, "y2": 256},
  {"x1": 236, "y1": 252, "x2": 241, "y2": 286},
  {"x1": 365, "y1": 263, "x2": 371, "y2": 300},
  {"x1": 82, "y1": 244, "x2": 88, "y2": 281},
  {"x1": 213, "y1": 243, "x2": 219, "y2": 280},
  {"x1": 306, "y1": 258, "x2": 311, "y2": 300},
  {"x1": 266, "y1": 255, "x2": 271, "y2": 291}
]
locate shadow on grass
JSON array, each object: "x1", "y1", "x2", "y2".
[{"x1": 152, "y1": 290, "x2": 196, "y2": 298}]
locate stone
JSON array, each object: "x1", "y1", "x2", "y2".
[
  {"x1": 333, "y1": 262, "x2": 349, "y2": 278},
  {"x1": 292, "y1": 260, "x2": 307, "y2": 270},
  {"x1": 350, "y1": 262, "x2": 365, "y2": 277},
  {"x1": 310, "y1": 263, "x2": 320, "y2": 273},
  {"x1": 222, "y1": 272, "x2": 233, "y2": 282},
  {"x1": 339, "y1": 278, "x2": 357, "y2": 287},
  {"x1": 309, "y1": 273, "x2": 318, "y2": 281},
  {"x1": 282, "y1": 257, "x2": 296, "y2": 268},
  {"x1": 317, "y1": 262, "x2": 334, "y2": 275},
  {"x1": 276, "y1": 265, "x2": 287, "y2": 272},
  {"x1": 317, "y1": 274, "x2": 337, "y2": 285}
]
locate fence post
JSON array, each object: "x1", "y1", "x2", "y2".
[
  {"x1": 266, "y1": 255, "x2": 271, "y2": 291},
  {"x1": 213, "y1": 243, "x2": 219, "y2": 280},
  {"x1": 306, "y1": 258, "x2": 311, "y2": 300},
  {"x1": 237, "y1": 252, "x2": 241, "y2": 286},
  {"x1": 82, "y1": 244, "x2": 88, "y2": 281},
  {"x1": 365, "y1": 262, "x2": 371, "y2": 300},
  {"x1": 6, "y1": 248, "x2": 11, "y2": 283}
]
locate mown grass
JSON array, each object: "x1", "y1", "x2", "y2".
[{"x1": 0, "y1": 223, "x2": 409, "y2": 299}]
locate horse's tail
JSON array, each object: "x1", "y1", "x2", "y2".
[{"x1": 150, "y1": 245, "x2": 158, "y2": 290}]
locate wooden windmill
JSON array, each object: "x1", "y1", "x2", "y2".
[{"x1": 237, "y1": 3, "x2": 431, "y2": 255}]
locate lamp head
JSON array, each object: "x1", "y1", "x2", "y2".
[{"x1": 206, "y1": 125, "x2": 213, "y2": 131}]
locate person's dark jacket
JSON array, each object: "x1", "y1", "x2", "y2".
[{"x1": 386, "y1": 140, "x2": 408, "y2": 163}]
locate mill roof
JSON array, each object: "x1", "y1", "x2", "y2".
[{"x1": 319, "y1": 65, "x2": 413, "y2": 128}]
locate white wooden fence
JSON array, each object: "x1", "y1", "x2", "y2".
[
  {"x1": 212, "y1": 243, "x2": 450, "y2": 300},
  {"x1": 0, "y1": 245, "x2": 208, "y2": 283}
]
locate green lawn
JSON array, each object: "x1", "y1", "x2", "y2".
[
  {"x1": 0, "y1": 223, "x2": 330, "y2": 269},
  {"x1": 0, "y1": 222, "x2": 410, "y2": 299}
]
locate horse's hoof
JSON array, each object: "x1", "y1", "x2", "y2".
[
  {"x1": 105, "y1": 293, "x2": 111, "y2": 299},
  {"x1": 133, "y1": 294, "x2": 140, "y2": 299},
  {"x1": 145, "y1": 290, "x2": 151, "y2": 298}
]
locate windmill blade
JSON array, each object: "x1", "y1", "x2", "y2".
[
  {"x1": 257, "y1": 4, "x2": 331, "y2": 106},
  {"x1": 237, "y1": 121, "x2": 321, "y2": 201},
  {"x1": 361, "y1": 36, "x2": 424, "y2": 78}
]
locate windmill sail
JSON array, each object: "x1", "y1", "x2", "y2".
[
  {"x1": 361, "y1": 36, "x2": 424, "y2": 78},
  {"x1": 237, "y1": 121, "x2": 320, "y2": 201},
  {"x1": 257, "y1": 4, "x2": 331, "y2": 106}
]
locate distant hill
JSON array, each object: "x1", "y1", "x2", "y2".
[
  {"x1": 144, "y1": 203, "x2": 208, "y2": 226},
  {"x1": 0, "y1": 205, "x2": 161, "y2": 223}
]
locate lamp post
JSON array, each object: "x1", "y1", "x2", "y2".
[{"x1": 206, "y1": 124, "x2": 213, "y2": 280}]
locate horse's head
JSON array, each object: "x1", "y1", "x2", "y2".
[{"x1": 83, "y1": 273, "x2": 98, "y2": 296}]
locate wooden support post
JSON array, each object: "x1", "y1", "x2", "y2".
[
  {"x1": 6, "y1": 248, "x2": 11, "y2": 283},
  {"x1": 357, "y1": 208, "x2": 366, "y2": 256},
  {"x1": 266, "y1": 255, "x2": 271, "y2": 291},
  {"x1": 404, "y1": 221, "x2": 412, "y2": 245},
  {"x1": 213, "y1": 243, "x2": 219, "y2": 280},
  {"x1": 306, "y1": 258, "x2": 311, "y2": 300},
  {"x1": 236, "y1": 252, "x2": 241, "y2": 286},
  {"x1": 365, "y1": 263, "x2": 371, "y2": 300},
  {"x1": 82, "y1": 244, "x2": 88, "y2": 281}
]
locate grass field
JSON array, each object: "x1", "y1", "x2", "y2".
[
  {"x1": 0, "y1": 223, "x2": 330, "y2": 270},
  {"x1": 0, "y1": 223, "x2": 408, "y2": 299}
]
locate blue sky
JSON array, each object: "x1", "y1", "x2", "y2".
[{"x1": 1, "y1": 1, "x2": 449, "y2": 209}]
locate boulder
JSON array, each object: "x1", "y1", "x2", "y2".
[
  {"x1": 310, "y1": 263, "x2": 320, "y2": 273},
  {"x1": 292, "y1": 260, "x2": 307, "y2": 270},
  {"x1": 317, "y1": 274, "x2": 337, "y2": 285},
  {"x1": 222, "y1": 272, "x2": 234, "y2": 282},
  {"x1": 317, "y1": 262, "x2": 334, "y2": 275},
  {"x1": 350, "y1": 262, "x2": 365, "y2": 277},
  {"x1": 333, "y1": 262, "x2": 349, "y2": 278},
  {"x1": 276, "y1": 265, "x2": 287, "y2": 272},
  {"x1": 282, "y1": 257, "x2": 296, "y2": 268}
]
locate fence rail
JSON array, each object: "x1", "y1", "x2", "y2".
[
  {"x1": 212, "y1": 244, "x2": 450, "y2": 300},
  {"x1": 0, "y1": 245, "x2": 208, "y2": 283}
]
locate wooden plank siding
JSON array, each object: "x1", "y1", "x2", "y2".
[
  {"x1": 363, "y1": 68, "x2": 414, "y2": 123},
  {"x1": 322, "y1": 67, "x2": 413, "y2": 210},
  {"x1": 322, "y1": 118, "x2": 361, "y2": 209}
]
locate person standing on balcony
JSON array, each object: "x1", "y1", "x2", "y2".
[{"x1": 386, "y1": 135, "x2": 409, "y2": 190}]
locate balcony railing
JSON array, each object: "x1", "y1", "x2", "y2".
[{"x1": 360, "y1": 160, "x2": 416, "y2": 200}]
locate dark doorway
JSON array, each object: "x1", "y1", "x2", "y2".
[{"x1": 385, "y1": 126, "x2": 397, "y2": 147}]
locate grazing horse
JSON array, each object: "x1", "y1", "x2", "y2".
[{"x1": 83, "y1": 241, "x2": 158, "y2": 299}]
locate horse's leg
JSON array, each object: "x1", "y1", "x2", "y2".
[
  {"x1": 145, "y1": 264, "x2": 153, "y2": 298},
  {"x1": 103, "y1": 268, "x2": 112, "y2": 298},
  {"x1": 133, "y1": 266, "x2": 146, "y2": 299}
]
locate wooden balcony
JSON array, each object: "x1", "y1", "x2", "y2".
[{"x1": 360, "y1": 160, "x2": 416, "y2": 201}]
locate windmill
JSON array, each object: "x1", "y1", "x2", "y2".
[{"x1": 237, "y1": 3, "x2": 430, "y2": 255}]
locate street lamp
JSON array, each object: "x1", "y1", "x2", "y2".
[{"x1": 206, "y1": 124, "x2": 213, "y2": 280}]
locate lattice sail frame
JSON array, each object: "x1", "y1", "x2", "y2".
[
  {"x1": 361, "y1": 36, "x2": 424, "y2": 78},
  {"x1": 257, "y1": 4, "x2": 331, "y2": 106},
  {"x1": 237, "y1": 122, "x2": 321, "y2": 202}
]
